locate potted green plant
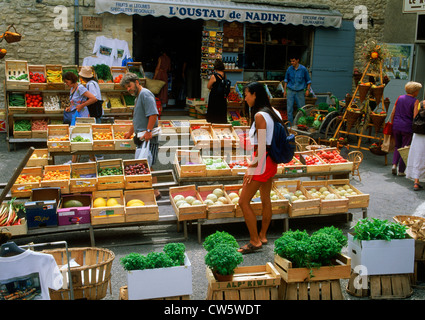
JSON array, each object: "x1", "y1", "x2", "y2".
[
  {"x1": 203, "y1": 230, "x2": 239, "y2": 252},
  {"x1": 348, "y1": 218, "x2": 414, "y2": 275},
  {"x1": 120, "y1": 243, "x2": 192, "y2": 300}
]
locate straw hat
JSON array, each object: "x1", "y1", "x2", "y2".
[{"x1": 79, "y1": 66, "x2": 94, "y2": 78}]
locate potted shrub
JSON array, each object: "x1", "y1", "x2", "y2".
[
  {"x1": 348, "y1": 218, "x2": 415, "y2": 275},
  {"x1": 203, "y1": 230, "x2": 239, "y2": 252},
  {"x1": 120, "y1": 243, "x2": 192, "y2": 300}
]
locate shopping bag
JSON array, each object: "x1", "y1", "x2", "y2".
[
  {"x1": 383, "y1": 121, "x2": 393, "y2": 135},
  {"x1": 63, "y1": 109, "x2": 76, "y2": 125},
  {"x1": 381, "y1": 133, "x2": 395, "y2": 153},
  {"x1": 70, "y1": 110, "x2": 81, "y2": 126},
  {"x1": 135, "y1": 140, "x2": 152, "y2": 166}
]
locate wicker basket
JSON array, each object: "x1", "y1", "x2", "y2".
[
  {"x1": 346, "y1": 108, "x2": 362, "y2": 132},
  {"x1": 398, "y1": 146, "x2": 410, "y2": 165},
  {"x1": 3, "y1": 24, "x2": 22, "y2": 43},
  {"x1": 369, "y1": 113, "x2": 386, "y2": 133},
  {"x1": 43, "y1": 247, "x2": 115, "y2": 300},
  {"x1": 358, "y1": 84, "x2": 370, "y2": 103},
  {"x1": 369, "y1": 144, "x2": 387, "y2": 156},
  {"x1": 371, "y1": 85, "x2": 385, "y2": 106}
]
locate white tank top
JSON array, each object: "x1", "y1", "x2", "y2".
[{"x1": 249, "y1": 108, "x2": 282, "y2": 146}]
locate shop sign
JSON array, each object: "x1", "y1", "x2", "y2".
[
  {"x1": 95, "y1": 0, "x2": 342, "y2": 28},
  {"x1": 82, "y1": 16, "x2": 103, "y2": 31},
  {"x1": 403, "y1": 0, "x2": 425, "y2": 13}
]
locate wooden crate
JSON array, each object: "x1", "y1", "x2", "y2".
[
  {"x1": 70, "y1": 125, "x2": 93, "y2": 151},
  {"x1": 97, "y1": 159, "x2": 125, "y2": 190},
  {"x1": 171, "y1": 120, "x2": 190, "y2": 133},
  {"x1": 26, "y1": 148, "x2": 50, "y2": 167},
  {"x1": 92, "y1": 124, "x2": 115, "y2": 150},
  {"x1": 70, "y1": 162, "x2": 97, "y2": 193},
  {"x1": 124, "y1": 189, "x2": 159, "y2": 222},
  {"x1": 314, "y1": 148, "x2": 354, "y2": 172},
  {"x1": 158, "y1": 120, "x2": 179, "y2": 136},
  {"x1": 123, "y1": 159, "x2": 152, "y2": 189},
  {"x1": 47, "y1": 125, "x2": 70, "y2": 152},
  {"x1": 45, "y1": 64, "x2": 65, "y2": 90},
  {"x1": 273, "y1": 180, "x2": 320, "y2": 217},
  {"x1": 227, "y1": 155, "x2": 249, "y2": 176},
  {"x1": 190, "y1": 123, "x2": 220, "y2": 148},
  {"x1": 198, "y1": 184, "x2": 235, "y2": 219},
  {"x1": 169, "y1": 185, "x2": 207, "y2": 221},
  {"x1": 13, "y1": 118, "x2": 32, "y2": 138},
  {"x1": 111, "y1": 66, "x2": 128, "y2": 90},
  {"x1": 222, "y1": 184, "x2": 262, "y2": 218},
  {"x1": 212, "y1": 124, "x2": 240, "y2": 148},
  {"x1": 277, "y1": 156, "x2": 307, "y2": 175},
  {"x1": 75, "y1": 117, "x2": 96, "y2": 125},
  {"x1": 327, "y1": 179, "x2": 369, "y2": 209},
  {"x1": 113, "y1": 124, "x2": 136, "y2": 150},
  {"x1": 28, "y1": 65, "x2": 47, "y2": 90},
  {"x1": 174, "y1": 150, "x2": 206, "y2": 178},
  {"x1": 91, "y1": 189, "x2": 125, "y2": 225},
  {"x1": 203, "y1": 156, "x2": 232, "y2": 177},
  {"x1": 26, "y1": 92, "x2": 45, "y2": 114},
  {"x1": 106, "y1": 93, "x2": 126, "y2": 113},
  {"x1": 298, "y1": 151, "x2": 331, "y2": 173},
  {"x1": 301, "y1": 180, "x2": 349, "y2": 215},
  {"x1": 11, "y1": 166, "x2": 43, "y2": 198},
  {"x1": 5, "y1": 60, "x2": 30, "y2": 89},
  {"x1": 40, "y1": 164, "x2": 71, "y2": 194},
  {"x1": 7, "y1": 91, "x2": 27, "y2": 114},
  {"x1": 206, "y1": 263, "x2": 281, "y2": 300}
]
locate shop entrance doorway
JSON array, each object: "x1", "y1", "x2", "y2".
[{"x1": 133, "y1": 15, "x2": 203, "y2": 108}]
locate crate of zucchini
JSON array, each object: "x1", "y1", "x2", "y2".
[{"x1": 8, "y1": 92, "x2": 27, "y2": 114}]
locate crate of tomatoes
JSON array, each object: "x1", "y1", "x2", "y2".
[
  {"x1": 25, "y1": 93, "x2": 44, "y2": 113},
  {"x1": 314, "y1": 148, "x2": 353, "y2": 172}
]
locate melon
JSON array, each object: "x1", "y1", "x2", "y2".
[
  {"x1": 93, "y1": 197, "x2": 107, "y2": 208},
  {"x1": 63, "y1": 200, "x2": 83, "y2": 208}
]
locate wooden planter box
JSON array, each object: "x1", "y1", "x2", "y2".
[
  {"x1": 45, "y1": 64, "x2": 65, "y2": 90},
  {"x1": 174, "y1": 150, "x2": 206, "y2": 178},
  {"x1": 41, "y1": 164, "x2": 71, "y2": 194},
  {"x1": 11, "y1": 167, "x2": 43, "y2": 198},
  {"x1": 113, "y1": 124, "x2": 136, "y2": 150},
  {"x1": 301, "y1": 180, "x2": 349, "y2": 215},
  {"x1": 206, "y1": 263, "x2": 281, "y2": 300},
  {"x1": 97, "y1": 159, "x2": 125, "y2": 190},
  {"x1": 47, "y1": 125, "x2": 70, "y2": 152},
  {"x1": 124, "y1": 189, "x2": 159, "y2": 222},
  {"x1": 203, "y1": 156, "x2": 232, "y2": 177},
  {"x1": 26, "y1": 148, "x2": 50, "y2": 167},
  {"x1": 92, "y1": 124, "x2": 115, "y2": 151},
  {"x1": 169, "y1": 185, "x2": 207, "y2": 221},
  {"x1": 126, "y1": 253, "x2": 192, "y2": 300},
  {"x1": 273, "y1": 180, "x2": 320, "y2": 217},
  {"x1": 197, "y1": 184, "x2": 235, "y2": 219},
  {"x1": 123, "y1": 159, "x2": 152, "y2": 189},
  {"x1": 274, "y1": 253, "x2": 351, "y2": 300},
  {"x1": 327, "y1": 179, "x2": 369, "y2": 209},
  {"x1": 91, "y1": 190, "x2": 125, "y2": 225},
  {"x1": 28, "y1": 65, "x2": 47, "y2": 90},
  {"x1": 70, "y1": 162, "x2": 97, "y2": 193},
  {"x1": 5, "y1": 60, "x2": 30, "y2": 90},
  {"x1": 70, "y1": 125, "x2": 93, "y2": 151}
]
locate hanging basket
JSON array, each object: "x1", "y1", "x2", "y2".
[
  {"x1": 42, "y1": 247, "x2": 115, "y2": 300},
  {"x1": 371, "y1": 85, "x2": 385, "y2": 105},
  {"x1": 383, "y1": 99, "x2": 390, "y2": 113},
  {"x1": 369, "y1": 113, "x2": 386, "y2": 133},
  {"x1": 0, "y1": 49, "x2": 6, "y2": 59},
  {"x1": 4, "y1": 24, "x2": 22, "y2": 43},
  {"x1": 346, "y1": 108, "x2": 362, "y2": 132},
  {"x1": 353, "y1": 73, "x2": 362, "y2": 86},
  {"x1": 369, "y1": 143, "x2": 388, "y2": 156},
  {"x1": 358, "y1": 84, "x2": 371, "y2": 103}
]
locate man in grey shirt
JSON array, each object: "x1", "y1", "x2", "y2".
[{"x1": 121, "y1": 72, "x2": 160, "y2": 198}]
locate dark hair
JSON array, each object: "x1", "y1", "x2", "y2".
[
  {"x1": 63, "y1": 71, "x2": 78, "y2": 83},
  {"x1": 244, "y1": 82, "x2": 279, "y2": 124},
  {"x1": 81, "y1": 76, "x2": 97, "y2": 83},
  {"x1": 214, "y1": 59, "x2": 225, "y2": 71}
]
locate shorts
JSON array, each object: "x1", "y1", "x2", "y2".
[{"x1": 251, "y1": 151, "x2": 277, "y2": 182}]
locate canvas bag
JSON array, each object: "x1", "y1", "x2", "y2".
[{"x1": 412, "y1": 101, "x2": 425, "y2": 134}]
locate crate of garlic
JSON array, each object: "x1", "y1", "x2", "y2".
[
  {"x1": 327, "y1": 179, "x2": 369, "y2": 209},
  {"x1": 273, "y1": 180, "x2": 320, "y2": 217},
  {"x1": 43, "y1": 93, "x2": 62, "y2": 113},
  {"x1": 197, "y1": 185, "x2": 235, "y2": 219},
  {"x1": 301, "y1": 180, "x2": 349, "y2": 215}
]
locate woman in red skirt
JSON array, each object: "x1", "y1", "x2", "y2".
[{"x1": 238, "y1": 82, "x2": 283, "y2": 254}]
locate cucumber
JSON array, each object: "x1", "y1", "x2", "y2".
[{"x1": 63, "y1": 200, "x2": 84, "y2": 208}]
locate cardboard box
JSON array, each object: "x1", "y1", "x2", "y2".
[
  {"x1": 126, "y1": 253, "x2": 192, "y2": 300},
  {"x1": 24, "y1": 187, "x2": 61, "y2": 228},
  {"x1": 57, "y1": 194, "x2": 92, "y2": 226},
  {"x1": 347, "y1": 233, "x2": 415, "y2": 276}
]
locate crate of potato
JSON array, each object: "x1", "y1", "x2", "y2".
[
  {"x1": 113, "y1": 124, "x2": 136, "y2": 150},
  {"x1": 198, "y1": 185, "x2": 235, "y2": 219},
  {"x1": 92, "y1": 124, "x2": 115, "y2": 151},
  {"x1": 97, "y1": 159, "x2": 125, "y2": 190},
  {"x1": 70, "y1": 162, "x2": 97, "y2": 193},
  {"x1": 327, "y1": 179, "x2": 369, "y2": 209},
  {"x1": 91, "y1": 190, "x2": 125, "y2": 225},
  {"x1": 26, "y1": 148, "x2": 50, "y2": 167},
  {"x1": 40, "y1": 164, "x2": 71, "y2": 194},
  {"x1": 123, "y1": 159, "x2": 152, "y2": 189},
  {"x1": 174, "y1": 150, "x2": 206, "y2": 178},
  {"x1": 124, "y1": 189, "x2": 159, "y2": 222},
  {"x1": 31, "y1": 118, "x2": 48, "y2": 139},
  {"x1": 301, "y1": 181, "x2": 349, "y2": 215},
  {"x1": 47, "y1": 125, "x2": 70, "y2": 152},
  {"x1": 70, "y1": 125, "x2": 93, "y2": 151},
  {"x1": 29, "y1": 65, "x2": 47, "y2": 90},
  {"x1": 46, "y1": 64, "x2": 65, "y2": 90},
  {"x1": 274, "y1": 180, "x2": 320, "y2": 217},
  {"x1": 11, "y1": 167, "x2": 43, "y2": 198},
  {"x1": 170, "y1": 185, "x2": 207, "y2": 221},
  {"x1": 8, "y1": 92, "x2": 27, "y2": 114}
]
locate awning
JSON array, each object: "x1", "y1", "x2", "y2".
[{"x1": 95, "y1": 0, "x2": 342, "y2": 28}]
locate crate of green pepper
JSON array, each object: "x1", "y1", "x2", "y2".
[
  {"x1": 8, "y1": 92, "x2": 27, "y2": 114},
  {"x1": 13, "y1": 118, "x2": 32, "y2": 138},
  {"x1": 97, "y1": 159, "x2": 125, "y2": 190}
]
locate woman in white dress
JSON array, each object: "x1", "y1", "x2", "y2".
[{"x1": 406, "y1": 101, "x2": 425, "y2": 191}]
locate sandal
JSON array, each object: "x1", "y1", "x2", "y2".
[
  {"x1": 414, "y1": 183, "x2": 423, "y2": 191},
  {"x1": 238, "y1": 243, "x2": 262, "y2": 254}
]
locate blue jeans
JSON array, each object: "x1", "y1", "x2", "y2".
[{"x1": 286, "y1": 88, "x2": 305, "y2": 126}]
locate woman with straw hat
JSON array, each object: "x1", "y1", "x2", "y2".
[{"x1": 79, "y1": 66, "x2": 103, "y2": 124}]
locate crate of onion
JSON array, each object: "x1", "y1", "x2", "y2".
[{"x1": 123, "y1": 159, "x2": 152, "y2": 189}]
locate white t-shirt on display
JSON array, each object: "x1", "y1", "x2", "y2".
[
  {"x1": 0, "y1": 250, "x2": 63, "y2": 300},
  {"x1": 249, "y1": 108, "x2": 282, "y2": 145},
  {"x1": 92, "y1": 36, "x2": 131, "y2": 67},
  {"x1": 113, "y1": 39, "x2": 131, "y2": 66}
]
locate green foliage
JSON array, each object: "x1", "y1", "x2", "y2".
[
  {"x1": 308, "y1": 233, "x2": 342, "y2": 267},
  {"x1": 120, "y1": 253, "x2": 147, "y2": 271},
  {"x1": 312, "y1": 225, "x2": 348, "y2": 247},
  {"x1": 353, "y1": 218, "x2": 408, "y2": 241},
  {"x1": 145, "y1": 252, "x2": 176, "y2": 269},
  {"x1": 93, "y1": 64, "x2": 112, "y2": 81},
  {"x1": 163, "y1": 243, "x2": 186, "y2": 266},
  {"x1": 204, "y1": 243, "x2": 243, "y2": 276},
  {"x1": 203, "y1": 231, "x2": 239, "y2": 252}
]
